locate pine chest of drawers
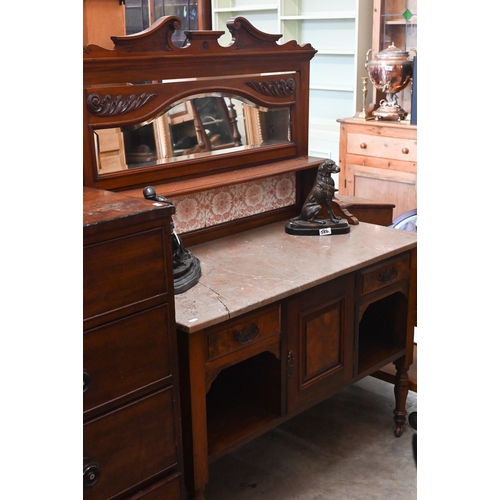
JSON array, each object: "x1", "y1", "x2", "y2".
[{"x1": 337, "y1": 118, "x2": 417, "y2": 220}]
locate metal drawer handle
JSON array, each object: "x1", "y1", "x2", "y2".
[
  {"x1": 233, "y1": 324, "x2": 260, "y2": 344},
  {"x1": 360, "y1": 142, "x2": 367, "y2": 149},
  {"x1": 402, "y1": 147, "x2": 409, "y2": 154},
  {"x1": 378, "y1": 267, "x2": 398, "y2": 284}
]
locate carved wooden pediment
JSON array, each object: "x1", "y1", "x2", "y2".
[{"x1": 83, "y1": 15, "x2": 315, "y2": 57}]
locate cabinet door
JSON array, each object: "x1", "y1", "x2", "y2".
[
  {"x1": 285, "y1": 275, "x2": 355, "y2": 414},
  {"x1": 344, "y1": 162, "x2": 416, "y2": 219}
]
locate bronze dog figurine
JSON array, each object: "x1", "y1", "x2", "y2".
[{"x1": 292, "y1": 159, "x2": 342, "y2": 224}]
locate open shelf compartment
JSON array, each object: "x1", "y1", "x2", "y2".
[
  {"x1": 206, "y1": 351, "x2": 283, "y2": 460},
  {"x1": 357, "y1": 291, "x2": 408, "y2": 376}
]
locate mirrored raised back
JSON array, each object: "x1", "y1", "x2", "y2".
[{"x1": 83, "y1": 16, "x2": 317, "y2": 191}]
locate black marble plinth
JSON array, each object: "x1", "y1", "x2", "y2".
[{"x1": 285, "y1": 218, "x2": 350, "y2": 236}]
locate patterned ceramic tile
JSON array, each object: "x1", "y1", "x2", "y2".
[
  {"x1": 205, "y1": 188, "x2": 236, "y2": 226},
  {"x1": 171, "y1": 173, "x2": 296, "y2": 234},
  {"x1": 170, "y1": 192, "x2": 205, "y2": 233}
]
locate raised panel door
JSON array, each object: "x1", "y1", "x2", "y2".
[
  {"x1": 286, "y1": 275, "x2": 355, "y2": 414},
  {"x1": 344, "y1": 162, "x2": 416, "y2": 219}
]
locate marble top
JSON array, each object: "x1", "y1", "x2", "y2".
[{"x1": 175, "y1": 221, "x2": 417, "y2": 333}]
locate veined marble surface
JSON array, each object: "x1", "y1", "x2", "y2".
[{"x1": 175, "y1": 220, "x2": 417, "y2": 333}]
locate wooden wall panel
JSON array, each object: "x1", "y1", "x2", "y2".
[{"x1": 83, "y1": 0, "x2": 125, "y2": 49}]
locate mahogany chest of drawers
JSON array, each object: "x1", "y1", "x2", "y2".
[{"x1": 83, "y1": 188, "x2": 185, "y2": 500}]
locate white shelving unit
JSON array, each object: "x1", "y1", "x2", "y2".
[
  {"x1": 212, "y1": 0, "x2": 372, "y2": 165},
  {"x1": 212, "y1": 1, "x2": 280, "y2": 46}
]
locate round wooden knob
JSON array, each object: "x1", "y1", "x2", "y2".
[
  {"x1": 402, "y1": 147, "x2": 409, "y2": 154},
  {"x1": 83, "y1": 458, "x2": 101, "y2": 488},
  {"x1": 360, "y1": 143, "x2": 367, "y2": 149}
]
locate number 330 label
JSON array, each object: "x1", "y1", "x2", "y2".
[{"x1": 319, "y1": 228, "x2": 332, "y2": 236}]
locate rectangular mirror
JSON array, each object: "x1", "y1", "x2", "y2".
[{"x1": 94, "y1": 94, "x2": 291, "y2": 173}]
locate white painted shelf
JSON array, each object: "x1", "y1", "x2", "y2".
[{"x1": 212, "y1": 0, "x2": 373, "y2": 162}]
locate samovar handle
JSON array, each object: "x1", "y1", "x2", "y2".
[{"x1": 365, "y1": 48, "x2": 373, "y2": 70}]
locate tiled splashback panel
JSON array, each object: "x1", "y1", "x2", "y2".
[{"x1": 170, "y1": 173, "x2": 296, "y2": 234}]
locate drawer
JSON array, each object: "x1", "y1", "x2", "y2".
[
  {"x1": 207, "y1": 304, "x2": 280, "y2": 361},
  {"x1": 84, "y1": 305, "x2": 173, "y2": 415},
  {"x1": 127, "y1": 473, "x2": 183, "y2": 500},
  {"x1": 83, "y1": 388, "x2": 179, "y2": 500},
  {"x1": 347, "y1": 133, "x2": 417, "y2": 163},
  {"x1": 83, "y1": 227, "x2": 169, "y2": 321},
  {"x1": 359, "y1": 253, "x2": 410, "y2": 297},
  {"x1": 95, "y1": 127, "x2": 122, "y2": 152}
]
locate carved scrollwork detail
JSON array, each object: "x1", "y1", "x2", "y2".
[
  {"x1": 246, "y1": 78, "x2": 295, "y2": 97},
  {"x1": 86, "y1": 92, "x2": 157, "y2": 117}
]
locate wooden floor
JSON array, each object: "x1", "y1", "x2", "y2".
[{"x1": 372, "y1": 343, "x2": 417, "y2": 392}]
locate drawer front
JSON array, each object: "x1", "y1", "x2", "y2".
[
  {"x1": 347, "y1": 133, "x2": 417, "y2": 162},
  {"x1": 84, "y1": 305, "x2": 173, "y2": 415},
  {"x1": 83, "y1": 227, "x2": 168, "y2": 321},
  {"x1": 359, "y1": 253, "x2": 410, "y2": 296},
  {"x1": 127, "y1": 473, "x2": 183, "y2": 500},
  {"x1": 83, "y1": 388, "x2": 179, "y2": 500},
  {"x1": 207, "y1": 305, "x2": 280, "y2": 361}
]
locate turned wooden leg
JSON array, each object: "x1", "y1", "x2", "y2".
[{"x1": 393, "y1": 359, "x2": 409, "y2": 437}]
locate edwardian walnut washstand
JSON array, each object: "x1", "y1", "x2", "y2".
[{"x1": 83, "y1": 17, "x2": 416, "y2": 500}]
